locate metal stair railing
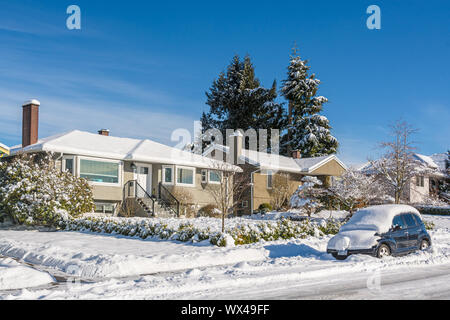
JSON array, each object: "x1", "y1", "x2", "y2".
[
  {"x1": 158, "y1": 182, "x2": 180, "y2": 217},
  {"x1": 123, "y1": 180, "x2": 155, "y2": 217}
]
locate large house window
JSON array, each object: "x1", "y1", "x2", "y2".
[
  {"x1": 209, "y1": 170, "x2": 221, "y2": 184},
  {"x1": 162, "y1": 165, "x2": 174, "y2": 184},
  {"x1": 79, "y1": 159, "x2": 120, "y2": 184},
  {"x1": 176, "y1": 166, "x2": 195, "y2": 186},
  {"x1": 416, "y1": 176, "x2": 425, "y2": 187}
]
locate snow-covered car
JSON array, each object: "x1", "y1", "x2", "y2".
[{"x1": 327, "y1": 204, "x2": 431, "y2": 260}]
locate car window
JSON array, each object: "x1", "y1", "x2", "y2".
[
  {"x1": 410, "y1": 214, "x2": 422, "y2": 225},
  {"x1": 403, "y1": 214, "x2": 418, "y2": 228},
  {"x1": 392, "y1": 215, "x2": 406, "y2": 230}
]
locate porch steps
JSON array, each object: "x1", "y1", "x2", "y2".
[{"x1": 136, "y1": 197, "x2": 176, "y2": 218}]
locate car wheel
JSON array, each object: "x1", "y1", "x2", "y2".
[
  {"x1": 420, "y1": 239, "x2": 430, "y2": 250},
  {"x1": 332, "y1": 253, "x2": 348, "y2": 260},
  {"x1": 377, "y1": 244, "x2": 391, "y2": 258}
]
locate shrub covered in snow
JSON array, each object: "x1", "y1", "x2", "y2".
[
  {"x1": 0, "y1": 153, "x2": 94, "y2": 226},
  {"x1": 290, "y1": 176, "x2": 324, "y2": 216},
  {"x1": 59, "y1": 215, "x2": 342, "y2": 247}
]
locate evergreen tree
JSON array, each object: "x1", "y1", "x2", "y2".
[
  {"x1": 281, "y1": 48, "x2": 338, "y2": 157},
  {"x1": 202, "y1": 55, "x2": 285, "y2": 150}
]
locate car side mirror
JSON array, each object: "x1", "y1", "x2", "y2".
[{"x1": 392, "y1": 225, "x2": 402, "y2": 232}]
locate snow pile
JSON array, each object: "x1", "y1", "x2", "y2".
[
  {"x1": 0, "y1": 257, "x2": 54, "y2": 290},
  {"x1": 341, "y1": 204, "x2": 421, "y2": 234}
]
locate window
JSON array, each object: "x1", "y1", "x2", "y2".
[
  {"x1": 94, "y1": 202, "x2": 116, "y2": 215},
  {"x1": 201, "y1": 169, "x2": 208, "y2": 183},
  {"x1": 162, "y1": 165, "x2": 174, "y2": 184},
  {"x1": 392, "y1": 215, "x2": 406, "y2": 230},
  {"x1": 416, "y1": 176, "x2": 424, "y2": 187},
  {"x1": 241, "y1": 201, "x2": 248, "y2": 208},
  {"x1": 209, "y1": 170, "x2": 221, "y2": 184},
  {"x1": 63, "y1": 157, "x2": 74, "y2": 174},
  {"x1": 403, "y1": 214, "x2": 418, "y2": 228},
  {"x1": 176, "y1": 166, "x2": 195, "y2": 186},
  {"x1": 79, "y1": 159, "x2": 120, "y2": 184},
  {"x1": 267, "y1": 171, "x2": 273, "y2": 189}
]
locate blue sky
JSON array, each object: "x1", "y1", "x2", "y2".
[{"x1": 0, "y1": 0, "x2": 448, "y2": 165}]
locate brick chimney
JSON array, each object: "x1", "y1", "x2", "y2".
[
  {"x1": 98, "y1": 129, "x2": 110, "y2": 136},
  {"x1": 292, "y1": 150, "x2": 301, "y2": 159},
  {"x1": 22, "y1": 99, "x2": 40, "y2": 147}
]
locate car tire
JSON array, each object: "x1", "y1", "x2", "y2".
[
  {"x1": 419, "y1": 239, "x2": 430, "y2": 251},
  {"x1": 377, "y1": 244, "x2": 391, "y2": 258},
  {"x1": 332, "y1": 253, "x2": 348, "y2": 260}
]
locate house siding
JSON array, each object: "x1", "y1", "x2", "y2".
[
  {"x1": 153, "y1": 164, "x2": 225, "y2": 208},
  {"x1": 309, "y1": 159, "x2": 346, "y2": 176}
]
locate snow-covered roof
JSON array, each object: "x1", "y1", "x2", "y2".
[
  {"x1": 413, "y1": 153, "x2": 438, "y2": 169},
  {"x1": 203, "y1": 143, "x2": 347, "y2": 174},
  {"x1": 360, "y1": 153, "x2": 444, "y2": 176},
  {"x1": 430, "y1": 153, "x2": 448, "y2": 172},
  {"x1": 340, "y1": 204, "x2": 421, "y2": 234},
  {"x1": 9, "y1": 130, "x2": 241, "y2": 171}
]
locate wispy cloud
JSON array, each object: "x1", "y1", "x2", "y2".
[{"x1": 0, "y1": 87, "x2": 197, "y2": 147}]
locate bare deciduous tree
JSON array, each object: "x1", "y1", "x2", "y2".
[
  {"x1": 327, "y1": 169, "x2": 385, "y2": 215},
  {"x1": 270, "y1": 173, "x2": 291, "y2": 210},
  {"x1": 369, "y1": 120, "x2": 423, "y2": 204},
  {"x1": 205, "y1": 162, "x2": 249, "y2": 232}
]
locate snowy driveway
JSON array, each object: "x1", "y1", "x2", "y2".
[{"x1": 0, "y1": 215, "x2": 449, "y2": 299}]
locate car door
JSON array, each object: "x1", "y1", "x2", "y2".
[
  {"x1": 390, "y1": 215, "x2": 409, "y2": 252},
  {"x1": 403, "y1": 213, "x2": 421, "y2": 249}
]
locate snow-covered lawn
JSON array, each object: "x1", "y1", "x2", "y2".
[{"x1": 0, "y1": 214, "x2": 449, "y2": 299}]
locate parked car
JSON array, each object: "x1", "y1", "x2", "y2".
[{"x1": 327, "y1": 204, "x2": 431, "y2": 260}]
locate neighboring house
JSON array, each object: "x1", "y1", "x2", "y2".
[
  {"x1": 359, "y1": 153, "x2": 447, "y2": 204},
  {"x1": 0, "y1": 142, "x2": 9, "y2": 158},
  {"x1": 202, "y1": 132, "x2": 347, "y2": 215},
  {"x1": 8, "y1": 100, "x2": 240, "y2": 217}
]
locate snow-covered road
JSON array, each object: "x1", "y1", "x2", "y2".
[{"x1": 0, "y1": 215, "x2": 449, "y2": 299}]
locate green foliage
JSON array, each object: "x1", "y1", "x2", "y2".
[
  {"x1": 198, "y1": 204, "x2": 221, "y2": 217},
  {"x1": 258, "y1": 203, "x2": 273, "y2": 213},
  {"x1": 423, "y1": 220, "x2": 435, "y2": 230},
  {"x1": 202, "y1": 55, "x2": 285, "y2": 149},
  {"x1": 281, "y1": 48, "x2": 338, "y2": 156},
  {"x1": 0, "y1": 153, "x2": 94, "y2": 226}
]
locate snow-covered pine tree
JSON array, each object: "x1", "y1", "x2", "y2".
[
  {"x1": 281, "y1": 48, "x2": 338, "y2": 157},
  {"x1": 202, "y1": 55, "x2": 285, "y2": 151}
]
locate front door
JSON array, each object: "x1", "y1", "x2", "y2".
[{"x1": 136, "y1": 164, "x2": 152, "y2": 195}]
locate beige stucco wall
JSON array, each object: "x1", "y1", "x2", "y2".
[
  {"x1": 250, "y1": 171, "x2": 304, "y2": 214},
  {"x1": 310, "y1": 159, "x2": 346, "y2": 176},
  {"x1": 152, "y1": 164, "x2": 225, "y2": 208}
]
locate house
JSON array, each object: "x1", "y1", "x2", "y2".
[
  {"x1": 8, "y1": 100, "x2": 241, "y2": 217},
  {"x1": 359, "y1": 153, "x2": 447, "y2": 204},
  {"x1": 202, "y1": 132, "x2": 347, "y2": 215}
]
